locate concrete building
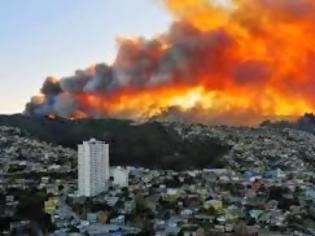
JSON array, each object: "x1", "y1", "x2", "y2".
[
  {"x1": 110, "y1": 167, "x2": 129, "y2": 187},
  {"x1": 78, "y1": 139, "x2": 109, "y2": 197}
]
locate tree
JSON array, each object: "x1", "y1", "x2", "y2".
[
  {"x1": 135, "y1": 195, "x2": 147, "y2": 214},
  {"x1": 15, "y1": 190, "x2": 52, "y2": 232}
]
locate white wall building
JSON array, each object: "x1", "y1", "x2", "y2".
[
  {"x1": 78, "y1": 139, "x2": 109, "y2": 197},
  {"x1": 110, "y1": 167, "x2": 129, "y2": 187}
]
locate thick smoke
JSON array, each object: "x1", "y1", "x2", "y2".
[{"x1": 25, "y1": 0, "x2": 315, "y2": 125}]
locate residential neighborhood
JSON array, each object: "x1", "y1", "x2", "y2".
[
  {"x1": 2, "y1": 125, "x2": 315, "y2": 235},
  {"x1": 3, "y1": 0, "x2": 315, "y2": 234}
]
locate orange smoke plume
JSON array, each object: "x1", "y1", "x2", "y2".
[{"x1": 25, "y1": 0, "x2": 315, "y2": 125}]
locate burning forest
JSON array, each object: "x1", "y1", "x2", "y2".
[{"x1": 25, "y1": 0, "x2": 315, "y2": 125}]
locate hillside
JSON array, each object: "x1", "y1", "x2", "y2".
[
  {"x1": 0, "y1": 125, "x2": 75, "y2": 175},
  {"x1": 0, "y1": 114, "x2": 229, "y2": 170},
  {"x1": 2, "y1": 114, "x2": 315, "y2": 172},
  {"x1": 168, "y1": 123, "x2": 315, "y2": 172}
]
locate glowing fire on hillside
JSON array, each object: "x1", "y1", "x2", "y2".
[{"x1": 25, "y1": 0, "x2": 315, "y2": 125}]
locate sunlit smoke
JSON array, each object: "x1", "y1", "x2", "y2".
[{"x1": 25, "y1": 0, "x2": 315, "y2": 125}]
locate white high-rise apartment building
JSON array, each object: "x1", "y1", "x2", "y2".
[{"x1": 78, "y1": 139, "x2": 109, "y2": 197}]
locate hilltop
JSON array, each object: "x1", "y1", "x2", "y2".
[
  {"x1": 1, "y1": 114, "x2": 315, "y2": 172},
  {"x1": 0, "y1": 114, "x2": 229, "y2": 170}
]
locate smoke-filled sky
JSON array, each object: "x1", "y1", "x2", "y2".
[
  {"x1": 4, "y1": 0, "x2": 315, "y2": 126},
  {"x1": 0, "y1": 0, "x2": 171, "y2": 114}
]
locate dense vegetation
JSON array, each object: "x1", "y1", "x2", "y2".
[{"x1": 0, "y1": 114, "x2": 230, "y2": 170}]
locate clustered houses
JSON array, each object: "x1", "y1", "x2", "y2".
[
  {"x1": 0, "y1": 126, "x2": 75, "y2": 176},
  {"x1": 2, "y1": 124, "x2": 315, "y2": 235},
  {"x1": 0, "y1": 126, "x2": 77, "y2": 235},
  {"x1": 169, "y1": 122, "x2": 315, "y2": 173},
  {"x1": 45, "y1": 167, "x2": 315, "y2": 235}
]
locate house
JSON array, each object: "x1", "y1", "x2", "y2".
[
  {"x1": 110, "y1": 215, "x2": 125, "y2": 225},
  {"x1": 266, "y1": 169, "x2": 286, "y2": 179},
  {"x1": 204, "y1": 200, "x2": 223, "y2": 211},
  {"x1": 87, "y1": 213, "x2": 98, "y2": 224},
  {"x1": 180, "y1": 225, "x2": 205, "y2": 236},
  {"x1": 124, "y1": 200, "x2": 135, "y2": 213},
  {"x1": 44, "y1": 196, "x2": 59, "y2": 215}
]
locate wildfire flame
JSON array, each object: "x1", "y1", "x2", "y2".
[{"x1": 25, "y1": 0, "x2": 315, "y2": 125}]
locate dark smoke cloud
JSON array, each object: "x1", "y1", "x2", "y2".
[
  {"x1": 84, "y1": 64, "x2": 115, "y2": 92},
  {"x1": 53, "y1": 93, "x2": 78, "y2": 117},
  {"x1": 60, "y1": 70, "x2": 91, "y2": 93},
  {"x1": 41, "y1": 77, "x2": 61, "y2": 96},
  {"x1": 24, "y1": 20, "x2": 261, "y2": 120},
  {"x1": 23, "y1": 0, "x2": 315, "y2": 125}
]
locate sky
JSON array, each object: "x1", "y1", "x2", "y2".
[{"x1": 0, "y1": 0, "x2": 171, "y2": 114}]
